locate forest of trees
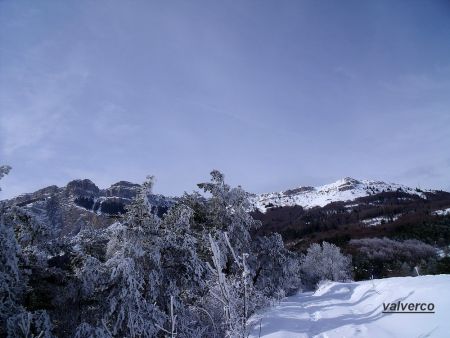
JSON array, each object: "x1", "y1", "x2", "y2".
[{"x1": 349, "y1": 237, "x2": 442, "y2": 280}]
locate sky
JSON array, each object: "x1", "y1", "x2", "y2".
[{"x1": 1, "y1": 0, "x2": 450, "y2": 199}]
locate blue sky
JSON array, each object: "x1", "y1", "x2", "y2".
[{"x1": 1, "y1": 0, "x2": 450, "y2": 199}]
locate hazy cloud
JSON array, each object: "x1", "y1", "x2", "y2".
[{"x1": 1, "y1": 0, "x2": 449, "y2": 199}]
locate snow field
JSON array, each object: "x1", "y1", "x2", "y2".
[{"x1": 248, "y1": 275, "x2": 450, "y2": 338}]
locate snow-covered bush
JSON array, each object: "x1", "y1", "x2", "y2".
[{"x1": 301, "y1": 241, "x2": 352, "y2": 288}]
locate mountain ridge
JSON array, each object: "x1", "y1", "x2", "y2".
[
  {"x1": 2, "y1": 178, "x2": 174, "y2": 236},
  {"x1": 2, "y1": 176, "x2": 448, "y2": 241},
  {"x1": 251, "y1": 176, "x2": 433, "y2": 212}
]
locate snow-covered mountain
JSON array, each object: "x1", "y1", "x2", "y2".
[
  {"x1": 252, "y1": 177, "x2": 429, "y2": 212},
  {"x1": 3, "y1": 176, "x2": 445, "y2": 238}
]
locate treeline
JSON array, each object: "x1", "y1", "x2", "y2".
[
  {"x1": 348, "y1": 237, "x2": 448, "y2": 280},
  {"x1": 253, "y1": 190, "x2": 450, "y2": 250}
]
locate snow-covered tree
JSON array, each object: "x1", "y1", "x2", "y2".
[
  {"x1": 74, "y1": 322, "x2": 110, "y2": 338},
  {"x1": 102, "y1": 176, "x2": 165, "y2": 337},
  {"x1": 1, "y1": 166, "x2": 54, "y2": 337},
  {"x1": 7, "y1": 206, "x2": 54, "y2": 271},
  {"x1": 158, "y1": 204, "x2": 209, "y2": 336},
  {"x1": 0, "y1": 214, "x2": 24, "y2": 335},
  {"x1": 1, "y1": 168, "x2": 305, "y2": 337},
  {"x1": 7, "y1": 310, "x2": 53, "y2": 338},
  {"x1": 349, "y1": 237, "x2": 437, "y2": 279},
  {"x1": 197, "y1": 170, "x2": 261, "y2": 254},
  {"x1": 0, "y1": 165, "x2": 11, "y2": 192},
  {"x1": 205, "y1": 232, "x2": 250, "y2": 337},
  {"x1": 160, "y1": 204, "x2": 206, "y2": 298},
  {"x1": 301, "y1": 242, "x2": 352, "y2": 288},
  {"x1": 182, "y1": 170, "x2": 302, "y2": 336},
  {"x1": 0, "y1": 166, "x2": 24, "y2": 335},
  {"x1": 76, "y1": 255, "x2": 106, "y2": 299},
  {"x1": 252, "y1": 233, "x2": 301, "y2": 301}
]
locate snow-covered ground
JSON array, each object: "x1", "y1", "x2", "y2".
[
  {"x1": 432, "y1": 208, "x2": 450, "y2": 216},
  {"x1": 248, "y1": 275, "x2": 450, "y2": 338},
  {"x1": 360, "y1": 214, "x2": 401, "y2": 227},
  {"x1": 252, "y1": 177, "x2": 428, "y2": 212}
]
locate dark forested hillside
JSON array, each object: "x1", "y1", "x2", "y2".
[
  {"x1": 252, "y1": 189, "x2": 450, "y2": 279},
  {"x1": 253, "y1": 190, "x2": 450, "y2": 250}
]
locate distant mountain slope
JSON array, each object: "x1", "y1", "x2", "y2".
[
  {"x1": 3, "y1": 176, "x2": 449, "y2": 247},
  {"x1": 252, "y1": 177, "x2": 429, "y2": 212},
  {"x1": 2, "y1": 179, "x2": 174, "y2": 235}
]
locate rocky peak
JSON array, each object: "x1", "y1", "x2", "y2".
[
  {"x1": 103, "y1": 181, "x2": 140, "y2": 199},
  {"x1": 284, "y1": 186, "x2": 315, "y2": 196},
  {"x1": 336, "y1": 177, "x2": 361, "y2": 191},
  {"x1": 66, "y1": 179, "x2": 100, "y2": 198}
]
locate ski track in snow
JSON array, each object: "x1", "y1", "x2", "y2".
[{"x1": 248, "y1": 275, "x2": 450, "y2": 338}]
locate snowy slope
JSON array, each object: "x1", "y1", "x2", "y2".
[
  {"x1": 248, "y1": 275, "x2": 450, "y2": 338},
  {"x1": 252, "y1": 177, "x2": 428, "y2": 212}
]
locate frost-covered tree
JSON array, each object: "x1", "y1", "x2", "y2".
[
  {"x1": 1, "y1": 168, "x2": 304, "y2": 337},
  {"x1": 7, "y1": 206, "x2": 55, "y2": 271},
  {"x1": 7, "y1": 310, "x2": 53, "y2": 338},
  {"x1": 0, "y1": 165, "x2": 11, "y2": 192},
  {"x1": 301, "y1": 242, "x2": 352, "y2": 288},
  {"x1": 1, "y1": 166, "x2": 54, "y2": 337},
  {"x1": 160, "y1": 204, "x2": 206, "y2": 297},
  {"x1": 189, "y1": 171, "x2": 261, "y2": 336},
  {"x1": 76, "y1": 255, "x2": 106, "y2": 299},
  {"x1": 350, "y1": 237, "x2": 436, "y2": 261},
  {"x1": 252, "y1": 233, "x2": 301, "y2": 301},
  {"x1": 74, "y1": 322, "x2": 110, "y2": 338},
  {"x1": 188, "y1": 170, "x2": 301, "y2": 336},
  {"x1": 0, "y1": 214, "x2": 24, "y2": 335},
  {"x1": 196, "y1": 170, "x2": 261, "y2": 254},
  {"x1": 0, "y1": 165, "x2": 24, "y2": 335},
  {"x1": 350, "y1": 237, "x2": 437, "y2": 279},
  {"x1": 102, "y1": 176, "x2": 165, "y2": 337},
  {"x1": 158, "y1": 204, "x2": 209, "y2": 336},
  {"x1": 205, "y1": 232, "x2": 251, "y2": 337}
]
